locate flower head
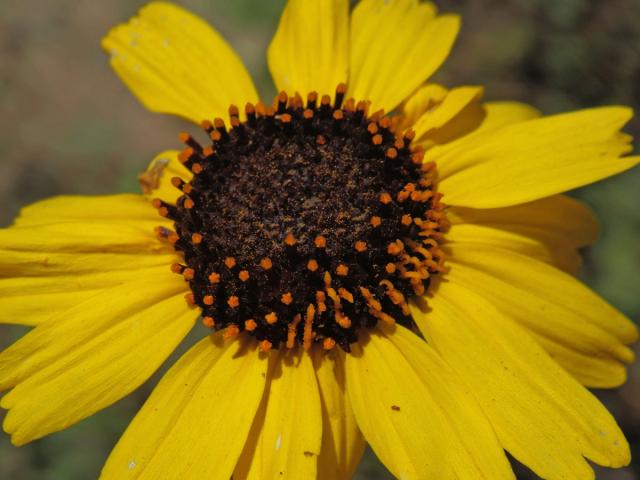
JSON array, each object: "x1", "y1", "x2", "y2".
[{"x1": 1, "y1": 1, "x2": 638, "y2": 479}]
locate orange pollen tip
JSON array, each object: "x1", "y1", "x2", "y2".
[
  {"x1": 245, "y1": 319, "x2": 257, "y2": 331},
  {"x1": 259, "y1": 340, "x2": 273, "y2": 352},
  {"x1": 265, "y1": 312, "x2": 278, "y2": 324},
  {"x1": 367, "y1": 123, "x2": 379, "y2": 134},
  {"x1": 303, "y1": 109, "x2": 314, "y2": 119},
  {"x1": 315, "y1": 236, "x2": 327, "y2": 248},
  {"x1": 344, "y1": 98, "x2": 356, "y2": 111},
  {"x1": 336, "y1": 83, "x2": 347, "y2": 94},
  {"x1": 223, "y1": 324, "x2": 239, "y2": 340},
  {"x1": 229, "y1": 105, "x2": 240, "y2": 117},
  {"x1": 203, "y1": 295, "x2": 215, "y2": 306},
  {"x1": 307, "y1": 259, "x2": 319, "y2": 271},
  {"x1": 370, "y1": 216, "x2": 382, "y2": 227},
  {"x1": 337, "y1": 315, "x2": 352, "y2": 328},
  {"x1": 178, "y1": 147, "x2": 194, "y2": 163},
  {"x1": 208, "y1": 272, "x2": 220, "y2": 284},
  {"x1": 372, "y1": 134, "x2": 383, "y2": 145},
  {"x1": 397, "y1": 191, "x2": 410, "y2": 202},
  {"x1": 214, "y1": 118, "x2": 226, "y2": 129},
  {"x1": 388, "y1": 243, "x2": 402, "y2": 255},
  {"x1": 210, "y1": 131, "x2": 222, "y2": 142},
  {"x1": 170, "y1": 263, "x2": 183, "y2": 274},
  {"x1": 185, "y1": 293, "x2": 195, "y2": 305},
  {"x1": 170, "y1": 177, "x2": 182, "y2": 188},
  {"x1": 280, "y1": 113, "x2": 292, "y2": 123},
  {"x1": 321, "y1": 94, "x2": 331, "y2": 105},
  {"x1": 201, "y1": 120, "x2": 213, "y2": 131},
  {"x1": 402, "y1": 215, "x2": 413, "y2": 226},
  {"x1": 380, "y1": 193, "x2": 392, "y2": 204},
  {"x1": 239, "y1": 270, "x2": 250, "y2": 282},
  {"x1": 333, "y1": 110, "x2": 344, "y2": 120},
  {"x1": 284, "y1": 232, "x2": 297, "y2": 246},
  {"x1": 323, "y1": 338, "x2": 337, "y2": 350},
  {"x1": 192, "y1": 233, "x2": 203, "y2": 244},
  {"x1": 355, "y1": 241, "x2": 368, "y2": 252},
  {"x1": 183, "y1": 184, "x2": 193, "y2": 194},
  {"x1": 168, "y1": 232, "x2": 179, "y2": 244},
  {"x1": 260, "y1": 257, "x2": 273, "y2": 270},
  {"x1": 225, "y1": 257, "x2": 237, "y2": 269},
  {"x1": 151, "y1": 198, "x2": 162, "y2": 209},
  {"x1": 316, "y1": 135, "x2": 326, "y2": 145},
  {"x1": 386, "y1": 148, "x2": 398, "y2": 159},
  {"x1": 203, "y1": 146, "x2": 215, "y2": 157},
  {"x1": 281, "y1": 292, "x2": 294, "y2": 305},
  {"x1": 386, "y1": 263, "x2": 397, "y2": 274},
  {"x1": 184, "y1": 198, "x2": 195, "y2": 209},
  {"x1": 404, "y1": 183, "x2": 416, "y2": 192},
  {"x1": 183, "y1": 268, "x2": 195, "y2": 280},
  {"x1": 158, "y1": 207, "x2": 169, "y2": 217},
  {"x1": 404, "y1": 129, "x2": 416, "y2": 140},
  {"x1": 394, "y1": 139, "x2": 404, "y2": 150},
  {"x1": 178, "y1": 132, "x2": 190, "y2": 143},
  {"x1": 338, "y1": 288, "x2": 354, "y2": 303},
  {"x1": 202, "y1": 316, "x2": 215, "y2": 328},
  {"x1": 336, "y1": 264, "x2": 349, "y2": 276},
  {"x1": 227, "y1": 296, "x2": 240, "y2": 308},
  {"x1": 191, "y1": 163, "x2": 203, "y2": 174}
]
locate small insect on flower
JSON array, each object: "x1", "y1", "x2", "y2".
[{"x1": 0, "y1": 1, "x2": 638, "y2": 479}]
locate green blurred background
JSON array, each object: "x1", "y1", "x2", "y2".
[{"x1": 1, "y1": 0, "x2": 639, "y2": 478}]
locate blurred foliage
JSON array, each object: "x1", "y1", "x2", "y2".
[{"x1": 0, "y1": 0, "x2": 639, "y2": 479}]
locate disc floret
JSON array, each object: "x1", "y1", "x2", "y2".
[{"x1": 153, "y1": 84, "x2": 447, "y2": 352}]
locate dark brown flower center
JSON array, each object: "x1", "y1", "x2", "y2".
[{"x1": 153, "y1": 85, "x2": 447, "y2": 352}]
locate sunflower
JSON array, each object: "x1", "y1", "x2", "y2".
[{"x1": 1, "y1": 1, "x2": 639, "y2": 478}]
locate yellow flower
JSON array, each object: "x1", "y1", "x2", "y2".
[{"x1": 1, "y1": 1, "x2": 638, "y2": 479}]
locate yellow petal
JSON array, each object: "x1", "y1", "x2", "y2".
[
  {"x1": 0, "y1": 222, "x2": 168, "y2": 254},
  {"x1": 139, "y1": 150, "x2": 192, "y2": 204},
  {"x1": 349, "y1": 0, "x2": 460, "y2": 113},
  {"x1": 268, "y1": 0, "x2": 349, "y2": 96},
  {"x1": 312, "y1": 349, "x2": 365, "y2": 480},
  {"x1": 446, "y1": 245, "x2": 638, "y2": 354},
  {"x1": 235, "y1": 351, "x2": 322, "y2": 479},
  {"x1": 398, "y1": 83, "x2": 448, "y2": 130},
  {"x1": 447, "y1": 195, "x2": 599, "y2": 274},
  {"x1": 446, "y1": 223, "x2": 581, "y2": 274},
  {"x1": 1, "y1": 293, "x2": 197, "y2": 446},
  {"x1": 534, "y1": 334, "x2": 628, "y2": 388},
  {"x1": 412, "y1": 86, "x2": 485, "y2": 146},
  {"x1": 0, "y1": 267, "x2": 189, "y2": 391},
  {"x1": 102, "y1": 2, "x2": 258, "y2": 124},
  {"x1": 344, "y1": 327, "x2": 513, "y2": 479},
  {"x1": 100, "y1": 335, "x2": 268, "y2": 480},
  {"x1": 413, "y1": 281, "x2": 631, "y2": 479},
  {"x1": 0, "y1": 192, "x2": 176, "y2": 325},
  {"x1": 0, "y1": 253, "x2": 176, "y2": 326},
  {"x1": 447, "y1": 194, "x2": 599, "y2": 248},
  {"x1": 13, "y1": 194, "x2": 158, "y2": 227},
  {"x1": 0, "y1": 290, "x2": 102, "y2": 326},
  {"x1": 0, "y1": 250, "x2": 174, "y2": 278},
  {"x1": 423, "y1": 100, "x2": 541, "y2": 159},
  {"x1": 385, "y1": 325, "x2": 515, "y2": 479},
  {"x1": 436, "y1": 107, "x2": 639, "y2": 208},
  {"x1": 474, "y1": 101, "x2": 541, "y2": 134}
]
